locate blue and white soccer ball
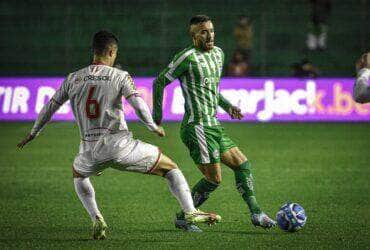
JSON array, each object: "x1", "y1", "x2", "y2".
[{"x1": 276, "y1": 202, "x2": 307, "y2": 232}]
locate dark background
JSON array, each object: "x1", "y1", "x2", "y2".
[{"x1": 1, "y1": 0, "x2": 369, "y2": 77}]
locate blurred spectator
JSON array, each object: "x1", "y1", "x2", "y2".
[
  {"x1": 227, "y1": 50, "x2": 249, "y2": 77},
  {"x1": 233, "y1": 15, "x2": 253, "y2": 65},
  {"x1": 291, "y1": 58, "x2": 319, "y2": 78},
  {"x1": 353, "y1": 52, "x2": 370, "y2": 103},
  {"x1": 306, "y1": 0, "x2": 331, "y2": 51}
]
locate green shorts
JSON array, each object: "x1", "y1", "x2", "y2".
[{"x1": 180, "y1": 124, "x2": 237, "y2": 164}]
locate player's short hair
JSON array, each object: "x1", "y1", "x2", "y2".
[
  {"x1": 189, "y1": 15, "x2": 211, "y2": 26},
  {"x1": 92, "y1": 30, "x2": 119, "y2": 56}
]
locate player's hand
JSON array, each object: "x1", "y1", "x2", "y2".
[
  {"x1": 17, "y1": 133, "x2": 35, "y2": 149},
  {"x1": 154, "y1": 126, "x2": 165, "y2": 137},
  {"x1": 356, "y1": 52, "x2": 370, "y2": 72},
  {"x1": 228, "y1": 106, "x2": 243, "y2": 120}
]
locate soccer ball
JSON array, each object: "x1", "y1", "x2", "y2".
[{"x1": 276, "y1": 202, "x2": 307, "y2": 232}]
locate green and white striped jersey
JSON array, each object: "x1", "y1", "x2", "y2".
[{"x1": 153, "y1": 45, "x2": 232, "y2": 127}]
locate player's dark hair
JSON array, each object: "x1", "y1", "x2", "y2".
[
  {"x1": 189, "y1": 15, "x2": 211, "y2": 26},
  {"x1": 92, "y1": 30, "x2": 119, "y2": 56}
]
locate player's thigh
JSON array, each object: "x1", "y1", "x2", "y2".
[
  {"x1": 221, "y1": 147, "x2": 248, "y2": 169},
  {"x1": 218, "y1": 127, "x2": 247, "y2": 169},
  {"x1": 181, "y1": 124, "x2": 221, "y2": 165},
  {"x1": 218, "y1": 126, "x2": 238, "y2": 155},
  {"x1": 73, "y1": 152, "x2": 109, "y2": 178},
  {"x1": 197, "y1": 163, "x2": 222, "y2": 184},
  {"x1": 110, "y1": 140, "x2": 161, "y2": 175}
]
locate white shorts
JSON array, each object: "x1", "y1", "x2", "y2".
[{"x1": 73, "y1": 133, "x2": 161, "y2": 177}]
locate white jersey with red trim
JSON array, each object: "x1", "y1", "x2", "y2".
[
  {"x1": 53, "y1": 64, "x2": 138, "y2": 146},
  {"x1": 29, "y1": 63, "x2": 161, "y2": 176}
]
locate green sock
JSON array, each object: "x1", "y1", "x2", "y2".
[
  {"x1": 177, "y1": 178, "x2": 219, "y2": 220},
  {"x1": 191, "y1": 178, "x2": 219, "y2": 208},
  {"x1": 234, "y1": 161, "x2": 261, "y2": 214}
]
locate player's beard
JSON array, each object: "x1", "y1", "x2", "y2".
[{"x1": 202, "y1": 40, "x2": 214, "y2": 51}]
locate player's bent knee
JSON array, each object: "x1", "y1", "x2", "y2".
[
  {"x1": 151, "y1": 154, "x2": 178, "y2": 177},
  {"x1": 159, "y1": 154, "x2": 178, "y2": 169},
  {"x1": 72, "y1": 166, "x2": 85, "y2": 178},
  {"x1": 205, "y1": 172, "x2": 222, "y2": 185},
  {"x1": 199, "y1": 163, "x2": 222, "y2": 184},
  {"x1": 222, "y1": 147, "x2": 248, "y2": 168},
  {"x1": 214, "y1": 175, "x2": 222, "y2": 185}
]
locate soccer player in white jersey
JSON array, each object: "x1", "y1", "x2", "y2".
[
  {"x1": 353, "y1": 52, "x2": 370, "y2": 103},
  {"x1": 17, "y1": 30, "x2": 221, "y2": 240}
]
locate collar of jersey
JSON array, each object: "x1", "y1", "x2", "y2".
[{"x1": 92, "y1": 61, "x2": 107, "y2": 66}]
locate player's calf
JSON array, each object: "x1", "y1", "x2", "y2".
[
  {"x1": 192, "y1": 177, "x2": 219, "y2": 208},
  {"x1": 191, "y1": 164, "x2": 221, "y2": 208},
  {"x1": 152, "y1": 154, "x2": 196, "y2": 213},
  {"x1": 154, "y1": 154, "x2": 222, "y2": 230},
  {"x1": 233, "y1": 161, "x2": 262, "y2": 215},
  {"x1": 73, "y1": 175, "x2": 108, "y2": 238}
]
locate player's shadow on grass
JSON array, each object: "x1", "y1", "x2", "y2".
[
  {"x1": 0, "y1": 238, "x2": 93, "y2": 244},
  {"x1": 134, "y1": 228, "x2": 277, "y2": 236},
  {"x1": 211, "y1": 230, "x2": 279, "y2": 235}
]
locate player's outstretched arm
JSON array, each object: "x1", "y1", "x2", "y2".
[
  {"x1": 17, "y1": 76, "x2": 70, "y2": 149},
  {"x1": 152, "y1": 73, "x2": 170, "y2": 126},
  {"x1": 153, "y1": 50, "x2": 191, "y2": 125},
  {"x1": 219, "y1": 94, "x2": 243, "y2": 120},
  {"x1": 127, "y1": 94, "x2": 165, "y2": 137},
  {"x1": 17, "y1": 99, "x2": 63, "y2": 149},
  {"x1": 353, "y1": 52, "x2": 370, "y2": 104}
]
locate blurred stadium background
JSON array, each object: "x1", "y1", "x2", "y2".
[
  {"x1": 1, "y1": 0, "x2": 369, "y2": 76},
  {"x1": 1, "y1": 1, "x2": 370, "y2": 249}
]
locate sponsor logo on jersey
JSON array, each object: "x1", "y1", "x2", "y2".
[
  {"x1": 84, "y1": 75, "x2": 110, "y2": 81},
  {"x1": 203, "y1": 77, "x2": 219, "y2": 85},
  {"x1": 74, "y1": 76, "x2": 82, "y2": 84},
  {"x1": 85, "y1": 132, "x2": 103, "y2": 138}
]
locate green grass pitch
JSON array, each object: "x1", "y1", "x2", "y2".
[{"x1": 0, "y1": 122, "x2": 369, "y2": 249}]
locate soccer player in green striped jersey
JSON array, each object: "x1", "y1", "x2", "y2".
[{"x1": 153, "y1": 15, "x2": 276, "y2": 232}]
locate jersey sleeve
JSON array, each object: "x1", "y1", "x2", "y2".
[
  {"x1": 162, "y1": 52, "x2": 190, "y2": 83},
  {"x1": 127, "y1": 95, "x2": 158, "y2": 132},
  {"x1": 153, "y1": 51, "x2": 190, "y2": 124},
  {"x1": 30, "y1": 75, "x2": 70, "y2": 136},
  {"x1": 52, "y1": 76, "x2": 70, "y2": 105},
  {"x1": 120, "y1": 73, "x2": 139, "y2": 99}
]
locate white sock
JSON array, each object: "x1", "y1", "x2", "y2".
[
  {"x1": 74, "y1": 177, "x2": 102, "y2": 221},
  {"x1": 165, "y1": 169, "x2": 196, "y2": 213}
]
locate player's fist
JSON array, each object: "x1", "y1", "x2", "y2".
[
  {"x1": 154, "y1": 126, "x2": 165, "y2": 137},
  {"x1": 228, "y1": 106, "x2": 243, "y2": 120},
  {"x1": 356, "y1": 52, "x2": 370, "y2": 71},
  {"x1": 17, "y1": 133, "x2": 35, "y2": 149}
]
